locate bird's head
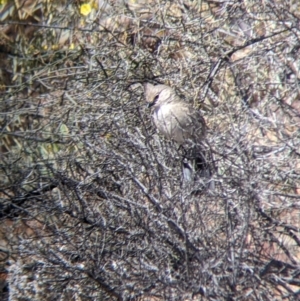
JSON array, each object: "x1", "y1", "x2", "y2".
[{"x1": 144, "y1": 83, "x2": 177, "y2": 108}]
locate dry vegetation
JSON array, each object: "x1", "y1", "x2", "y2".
[{"x1": 0, "y1": 0, "x2": 300, "y2": 300}]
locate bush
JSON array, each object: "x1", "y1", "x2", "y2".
[{"x1": 0, "y1": 0, "x2": 300, "y2": 300}]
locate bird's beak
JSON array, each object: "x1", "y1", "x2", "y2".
[{"x1": 147, "y1": 95, "x2": 159, "y2": 108}]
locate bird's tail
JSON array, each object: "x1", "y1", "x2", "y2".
[{"x1": 182, "y1": 147, "x2": 214, "y2": 190}]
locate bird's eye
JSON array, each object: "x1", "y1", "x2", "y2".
[
  {"x1": 148, "y1": 94, "x2": 159, "y2": 108},
  {"x1": 153, "y1": 94, "x2": 159, "y2": 103}
]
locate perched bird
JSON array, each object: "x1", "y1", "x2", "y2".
[{"x1": 144, "y1": 83, "x2": 213, "y2": 187}]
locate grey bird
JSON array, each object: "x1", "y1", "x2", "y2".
[{"x1": 144, "y1": 83, "x2": 213, "y2": 187}]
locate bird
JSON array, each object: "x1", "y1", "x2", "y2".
[{"x1": 144, "y1": 83, "x2": 213, "y2": 187}]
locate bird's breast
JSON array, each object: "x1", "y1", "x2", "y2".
[{"x1": 153, "y1": 104, "x2": 188, "y2": 143}]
